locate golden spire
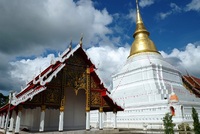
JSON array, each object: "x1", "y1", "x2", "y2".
[{"x1": 129, "y1": 0, "x2": 159, "y2": 57}]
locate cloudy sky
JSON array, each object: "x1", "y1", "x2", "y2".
[{"x1": 0, "y1": 0, "x2": 200, "y2": 95}]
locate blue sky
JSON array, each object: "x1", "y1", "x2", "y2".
[
  {"x1": 0, "y1": 0, "x2": 200, "y2": 95},
  {"x1": 94, "y1": 0, "x2": 200, "y2": 51}
]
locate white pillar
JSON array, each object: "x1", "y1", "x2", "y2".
[
  {"x1": 113, "y1": 112, "x2": 117, "y2": 129},
  {"x1": 4, "y1": 114, "x2": 9, "y2": 129},
  {"x1": 99, "y1": 107, "x2": 103, "y2": 130},
  {"x1": 99, "y1": 112, "x2": 103, "y2": 130},
  {"x1": 97, "y1": 111, "x2": 100, "y2": 128},
  {"x1": 58, "y1": 107, "x2": 64, "y2": 132},
  {"x1": 15, "y1": 106, "x2": 22, "y2": 134},
  {"x1": 1, "y1": 113, "x2": 5, "y2": 128},
  {"x1": 0, "y1": 114, "x2": 2, "y2": 128},
  {"x1": 9, "y1": 111, "x2": 15, "y2": 132},
  {"x1": 86, "y1": 111, "x2": 90, "y2": 130},
  {"x1": 39, "y1": 105, "x2": 46, "y2": 132}
]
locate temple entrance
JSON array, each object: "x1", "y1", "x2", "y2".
[
  {"x1": 63, "y1": 87, "x2": 86, "y2": 130},
  {"x1": 170, "y1": 106, "x2": 175, "y2": 116}
]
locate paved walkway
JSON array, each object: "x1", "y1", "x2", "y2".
[
  {"x1": 0, "y1": 128, "x2": 119, "y2": 134},
  {"x1": 0, "y1": 128, "x2": 194, "y2": 134}
]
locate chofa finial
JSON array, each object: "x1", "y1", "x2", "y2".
[
  {"x1": 79, "y1": 33, "x2": 83, "y2": 47},
  {"x1": 69, "y1": 38, "x2": 72, "y2": 49}
]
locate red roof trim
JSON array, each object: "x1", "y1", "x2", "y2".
[
  {"x1": 190, "y1": 76, "x2": 200, "y2": 88},
  {"x1": 101, "y1": 91, "x2": 123, "y2": 111}
]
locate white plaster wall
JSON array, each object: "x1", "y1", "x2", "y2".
[
  {"x1": 19, "y1": 87, "x2": 86, "y2": 131},
  {"x1": 90, "y1": 110, "x2": 99, "y2": 128},
  {"x1": 44, "y1": 108, "x2": 59, "y2": 131},
  {"x1": 20, "y1": 107, "x2": 40, "y2": 131},
  {"x1": 10, "y1": 110, "x2": 17, "y2": 130}
]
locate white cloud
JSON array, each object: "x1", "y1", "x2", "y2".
[
  {"x1": 0, "y1": 0, "x2": 113, "y2": 56},
  {"x1": 139, "y1": 0, "x2": 154, "y2": 8},
  {"x1": 10, "y1": 54, "x2": 54, "y2": 86},
  {"x1": 0, "y1": 0, "x2": 116, "y2": 92},
  {"x1": 170, "y1": 3, "x2": 182, "y2": 12},
  {"x1": 158, "y1": 11, "x2": 172, "y2": 20},
  {"x1": 87, "y1": 45, "x2": 130, "y2": 90},
  {"x1": 158, "y1": 1, "x2": 200, "y2": 20},
  {"x1": 44, "y1": 0, "x2": 113, "y2": 47},
  {"x1": 157, "y1": 3, "x2": 182, "y2": 20},
  {"x1": 185, "y1": 0, "x2": 200, "y2": 12},
  {"x1": 127, "y1": 9, "x2": 136, "y2": 23},
  {"x1": 160, "y1": 43, "x2": 200, "y2": 77}
]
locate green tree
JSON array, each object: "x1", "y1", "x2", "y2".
[
  {"x1": 192, "y1": 107, "x2": 200, "y2": 134},
  {"x1": 0, "y1": 93, "x2": 9, "y2": 107},
  {"x1": 163, "y1": 113, "x2": 174, "y2": 134}
]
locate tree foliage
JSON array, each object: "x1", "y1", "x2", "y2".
[
  {"x1": 163, "y1": 113, "x2": 174, "y2": 134},
  {"x1": 0, "y1": 93, "x2": 8, "y2": 107},
  {"x1": 192, "y1": 107, "x2": 200, "y2": 134}
]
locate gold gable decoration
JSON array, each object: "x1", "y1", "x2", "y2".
[
  {"x1": 74, "y1": 72, "x2": 86, "y2": 95},
  {"x1": 91, "y1": 77, "x2": 99, "y2": 89},
  {"x1": 44, "y1": 88, "x2": 60, "y2": 105},
  {"x1": 91, "y1": 92, "x2": 101, "y2": 106},
  {"x1": 65, "y1": 54, "x2": 88, "y2": 95}
]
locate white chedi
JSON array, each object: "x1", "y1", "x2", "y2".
[{"x1": 90, "y1": 0, "x2": 200, "y2": 129}]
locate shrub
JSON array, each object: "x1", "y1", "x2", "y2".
[
  {"x1": 192, "y1": 107, "x2": 200, "y2": 134},
  {"x1": 163, "y1": 113, "x2": 175, "y2": 134},
  {"x1": 178, "y1": 123, "x2": 191, "y2": 131}
]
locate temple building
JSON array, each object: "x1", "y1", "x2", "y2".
[
  {"x1": 1, "y1": 0, "x2": 200, "y2": 132},
  {"x1": 0, "y1": 41, "x2": 123, "y2": 133},
  {"x1": 90, "y1": 0, "x2": 200, "y2": 130}
]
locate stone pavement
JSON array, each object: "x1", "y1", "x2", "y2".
[
  {"x1": 0, "y1": 128, "x2": 194, "y2": 134},
  {"x1": 0, "y1": 129, "x2": 119, "y2": 134}
]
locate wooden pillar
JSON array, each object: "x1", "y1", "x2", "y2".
[
  {"x1": 58, "y1": 97, "x2": 65, "y2": 132},
  {"x1": 39, "y1": 105, "x2": 46, "y2": 132},
  {"x1": 9, "y1": 111, "x2": 15, "y2": 132},
  {"x1": 113, "y1": 109, "x2": 117, "y2": 129},
  {"x1": 15, "y1": 105, "x2": 22, "y2": 134},
  {"x1": 99, "y1": 107, "x2": 103, "y2": 130},
  {"x1": 1, "y1": 113, "x2": 5, "y2": 128},
  {"x1": 86, "y1": 67, "x2": 91, "y2": 131}
]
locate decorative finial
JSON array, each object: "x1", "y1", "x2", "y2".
[
  {"x1": 136, "y1": 0, "x2": 139, "y2": 12},
  {"x1": 68, "y1": 38, "x2": 72, "y2": 49},
  {"x1": 170, "y1": 83, "x2": 174, "y2": 93},
  {"x1": 79, "y1": 33, "x2": 83, "y2": 47},
  {"x1": 135, "y1": 0, "x2": 143, "y2": 25}
]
